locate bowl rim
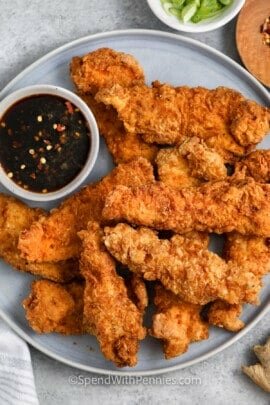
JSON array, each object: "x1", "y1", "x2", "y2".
[
  {"x1": 0, "y1": 84, "x2": 99, "y2": 202},
  {"x1": 146, "y1": 0, "x2": 246, "y2": 33}
]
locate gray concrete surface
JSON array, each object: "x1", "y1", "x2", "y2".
[{"x1": 0, "y1": 1, "x2": 269, "y2": 404}]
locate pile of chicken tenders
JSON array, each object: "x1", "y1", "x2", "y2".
[{"x1": 2, "y1": 48, "x2": 270, "y2": 367}]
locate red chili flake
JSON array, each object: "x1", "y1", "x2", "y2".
[
  {"x1": 30, "y1": 173, "x2": 36, "y2": 180},
  {"x1": 65, "y1": 101, "x2": 74, "y2": 114},
  {"x1": 7, "y1": 129, "x2": 13, "y2": 136},
  {"x1": 56, "y1": 124, "x2": 66, "y2": 132},
  {"x1": 37, "y1": 163, "x2": 43, "y2": 171}
]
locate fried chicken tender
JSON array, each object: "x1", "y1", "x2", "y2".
[
  {"x1": 207, "y1": 301, "x2": 244, "y2": 332},
  {"x1": 102, "y1": 178, "x2": 270, "y2": 237},
  {"x1": 0, "y1": 194, "x2": 79, "y2": 282},
  {"x1": 208, "y1": 233, "x2": 270, "y2": 332},
  {"x1": 151, "y1": 285, "x2": 209, "y2": 359},
  {"x1": 18, "y1": 158, "x2": 155, "y2": 263},
  {"x1": 79, "y1": 222, "x2": 146, "y2": 367},
  {"x1": 235, "y1": 150, "x2": 270, "y2": 183},
  {"x1": 96, "y1": 82, "x2": 270, "y2": 160},
  {"x1": 23, "y1": 280, "x2": 84, "y2": 334},
  {"x1": 103, "y1": 224, "x2": 263, "y2": 305},
  {"x1": 70, "y1": 48, "x2": 144, "y2": 95},
  {"x1": 81, "y1": 94, "x2": 158, "y2": 164},
  {"x1": 70, "y1": 48, "x2": 157, "y2": 164},
  {"x1": 156, "y1": 137, "x2": 227, "y2": 188}
]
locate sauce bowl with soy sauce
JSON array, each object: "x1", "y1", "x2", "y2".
[{"x1": 0, "y1": 85, "x2": 99, "y2": 201}]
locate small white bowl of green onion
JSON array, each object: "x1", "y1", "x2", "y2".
[{"x1": 147, "y1": 0, "x2": 245, "y2": 33}]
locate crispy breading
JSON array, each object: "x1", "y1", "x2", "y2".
[
  {"x1": 234, "y1": 150, "x2": 270, "y2": 183},
  {"x1": 81, "y1": 94, "x2": 158, "y2": 164},
  {"x1": 207, "y1": 301, "x2": 244, "y2": 332},
  {"x1": 70, "y1": 48, "x2": 145, "y2": 95},
  {"x1": 151, "y1": 284, "x2": 209, "y2": 359},
  {"x1": 208, "y1": 232, "x2": 270, "y2": 332},
  {"x1": 96, "y1": 82, "x2": 270, "y2": 160},
  {"x1": 224, "y1": 233, "x2": 270, "y2": 277},
  {"x1": 156, "y1": 137, "x2": 227, "y2": 188},
  {"x1": 0, "y1": 194, "x2": 79, "y2": 282},
  {"x1": 23, "y1": 280, "x2": 84, "y2": 334},
  {"x1": 125, "y1": 274, "x2": 148, "y2": 313},
  {"x1": 102, "y1": 178, "x2": 270, "y2": 237},
  {"x1": 156, "y1": 147, "x2": 200, "y2": 189},
  {"x1": 18, "y1": 158, "x2": 155, "y2": 263},
  {"x1": 79, "y1": 222, "x2": 146, "y2": 367},
  {"x1": 103, "y1": 224, "x2": 263, "y2": 305}
]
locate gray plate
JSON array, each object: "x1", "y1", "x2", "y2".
[{"x1": 0, "y1": 29, "x2": 269, "y2": 376}]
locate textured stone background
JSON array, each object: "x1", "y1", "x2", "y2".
[{"x1": 0, "y1": 1, "x2": 269, "y2": 404}]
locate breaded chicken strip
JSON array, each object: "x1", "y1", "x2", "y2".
[
  {"x1": 96, "y1": 82, "x2": 270, "y2": 159},
  {"x1": 208, "y1": 233, "x2": 270, "y2": 332},
  {"x1": 23, "y1": 280, "x2": 84, "y2": 334},
  {"x1": 103, "y1": 224, "x2": 263, "y2": 305},
  {"x1": 18, "y1": 158, "x2": 155, "y2": 263},
  {"x1": 102, "y1": 178, "x2": 270, "y2": 237},
  {"x1": 70, "y1": 48, "x2": 144, "y2": 95},
  {"x1": 208, "y1": 301, "x2": 244, "y2": 332},
  {"x1": 234, "y1": 150, "x2": 270, "y2": 183},
  {"x1": 79, "y1": 222, "x2": 146, "y2": 368},
  {"x1": 0, "y1": 194, "x2": 78, "y2": 282},
  {"x1": 224, "y1": 233, "x2": 270, "y2": 277},
  {"x1": 151, "y1": 284, "x2": 209, "y2": 359},
  {"x1": 81, "y1": 95, "x2": 158, "y2": 164},
  {"x1": 70, "y1": 48, "x2": 157, "y2": 164},
  {"x1": 156, "y1": 137, "x2": 226, "y2": 188}
]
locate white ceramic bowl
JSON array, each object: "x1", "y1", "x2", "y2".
[
  {"x1": 147, "y1": 0, "x2": 246, "y2": 33},
  {"x1": 0, "y1": 85, "x2": 99, "y2": 202}
]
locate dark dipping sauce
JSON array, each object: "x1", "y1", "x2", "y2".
[{"x1": 0, "y1": 95, "x2": 91, "y2": 193}]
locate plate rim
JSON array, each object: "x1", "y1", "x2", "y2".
[{"x1": 0, "y1": 28, "x2": 269, "y2": 376}]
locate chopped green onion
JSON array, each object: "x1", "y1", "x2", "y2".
[
  {"x1": 160, "y1": 0, "x2": 233, "y2": 24},
  {"x1": 181, "y1": 2, "x2": 198, "y2": 23}
]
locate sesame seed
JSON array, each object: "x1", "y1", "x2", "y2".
[
  {"x1": 37, "y1": 115, "x2": 43, "y2": 122},
  {"x1": 29, "y1": 149, "x2": 35, "y2": 155},
  {"x1": 34, "y1": 136, "x2": 39, "y2": 141},
  {"x1": 1, "y1": 122, "x2": 6, "y2": 128},
  {"x1": 40, "y1": 157, "x2": 46, "y2": 164},
  {"x1": 20, "y1": 164, "x2": 26, "y2": 170},
  {"x1": 46, "y1": 145, "x2": 52, "y2": 151},
  {"x1": 7, "y1": 172, "x2": 13, "y2": 178},
  {"x1": 42, "y1": 189, "x2": 48, "y2": 193},
  {"x1": 23, "y1": 184, "x2": 29, "y2": 190},
  {"x1": 53, "y1": 124, "x2": 57, "y2": 129}
]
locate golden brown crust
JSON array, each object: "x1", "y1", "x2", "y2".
[
  {"x1": 18, "y1": 158, "x2": 155, "y2": 262},
  {"x1": 156, "y1": 137, "x2": 226, "y2": 189},
  {"x1": 208, "y1": 300, "x2": 244, "y2": 332},
  {"x1": 0, "y1": 194, "x2": 79, "y2": 282},
  {"x1": 103, "y1": 223, "x2": 262, "y2": 305},
  {"x1": 23, "y1": 280, "x2": 84, "y2": 334},
  {"x1": 234, "y1": 150, "x2": 270, "y2": 183},
  {"x1": 79, "y1": 222, "x2": 146, "y2": 367},
  {"x1": 81, "y1": 94, "x2": 158, "y2": 164},
  {"x1": 102, "y1": 179, "x2": 270, "y2": 237},
  {"x1": 96, "y1": 82, "x2": 269, "y2": 161},
  {"x1": 151, "y1": 285, "x2": 209, "y2": 359},
  {"x1": 70, "y1": 48, "x2": 145, "y2": 95}
]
